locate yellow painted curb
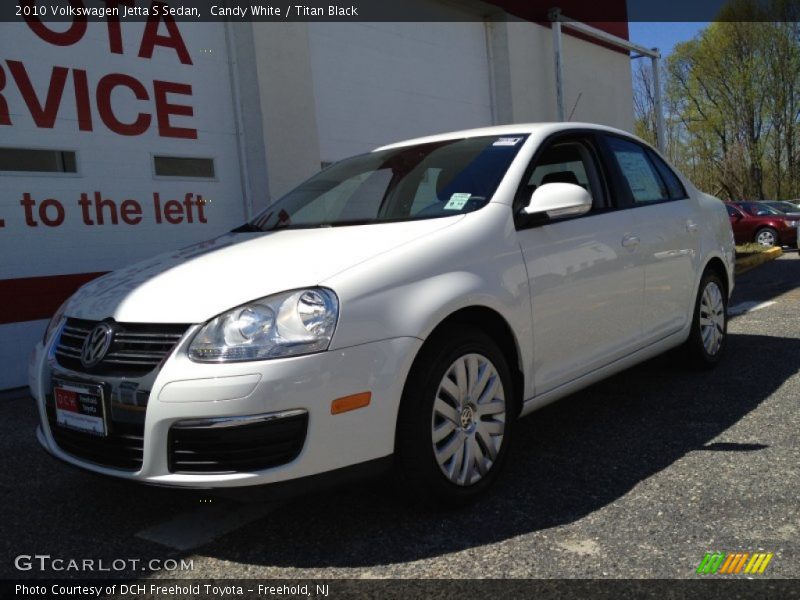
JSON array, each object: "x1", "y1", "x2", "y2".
[{"x1": 735, "y1": 246, "x2": 783, "y2": 276}]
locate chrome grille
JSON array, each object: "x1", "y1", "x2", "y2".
[{"x1": 55, "y1": 318, "x2": 189, "y2": 375}]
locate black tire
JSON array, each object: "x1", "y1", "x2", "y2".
[
  {"x1": 395, "y1": 326, "x2": 516, "y2": 507},
  {"x1": 684, "y1": 270, "x2": 727, "y2": 369},
  {"x1": 755, "y1": 227, "x2": 780, "y2": 247}
]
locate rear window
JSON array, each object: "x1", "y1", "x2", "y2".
[
  {"x1": 646, "y1": 150, "x2": 687, "y2": 199},
  {"x1": 606, "y1": 136, "x2": 670, "y2": 204}
]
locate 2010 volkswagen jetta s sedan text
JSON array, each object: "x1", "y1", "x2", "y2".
[{"x1": 28, "y1": 123, "x2": 735, "y2": 505}]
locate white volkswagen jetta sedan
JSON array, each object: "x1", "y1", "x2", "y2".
[{"x1": 29, "y1": 123, "x2": 734, "y2": 505}]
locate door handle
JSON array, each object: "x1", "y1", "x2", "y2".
[
  {"x1": 686, "y1": 220, "x2": 699, "y2": 233},
  {"x1": 621, "y1": 234, "x2": 640, "y2": 248}
]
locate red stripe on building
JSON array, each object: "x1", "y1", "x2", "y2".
[
  {"x1": 0, "y1": 272, "x2": 107, "y2": 325},
  {"x1": 488, "y1": 0, "x2": 630, "y2": 55}
]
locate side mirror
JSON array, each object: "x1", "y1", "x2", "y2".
[{"x1": 523, "y1": 182, "x2": 592, "y2": 219}]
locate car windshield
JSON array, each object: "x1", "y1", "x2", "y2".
[{"x1": 240, "y1": 135, "x2": 528, "y2": 231}]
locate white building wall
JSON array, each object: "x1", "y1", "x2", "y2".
[
  {"x1": 250, "y1": 22, "x2": 322, "y2": 202},
  {"x1": 501, "y1": 20, "x2": 634, "y2": 130},
  {"x1": 302, "y1": 19, "x2": 634, "y2": 167},
  {"x1": 308, "y1": 20, "x2": 495, "y2": 163}
]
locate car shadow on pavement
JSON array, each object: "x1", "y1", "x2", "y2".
[
  {"x1": 2, "y1": 332, "x2": 795, "y2": 577},
  {"x1": 196, "y1": 332, "x2": 799, "y2": 569}
]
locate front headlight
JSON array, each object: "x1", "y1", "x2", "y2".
[
  {"x1": 43, "y1": 299, "x2": 68, "y2": 345},
  {"x1": 188, "y1": 288, "x2": 339, "y2": 362}
]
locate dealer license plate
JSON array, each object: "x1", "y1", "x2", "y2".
[{"x1": 53, "y1": 380, "x2": 107, "y2": 436}]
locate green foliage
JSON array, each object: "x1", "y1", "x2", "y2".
[{"x1": 634, "y1": 1, "x2": 800, "y2": 200}]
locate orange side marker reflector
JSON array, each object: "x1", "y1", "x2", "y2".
[{"x1": 331, "y1": 392, "x2": 371, "y2": 415}]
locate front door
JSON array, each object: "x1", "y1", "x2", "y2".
[{"x1": 515, "y1": 135, "x2": 644, "y2": 395}]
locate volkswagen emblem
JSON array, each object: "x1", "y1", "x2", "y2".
[
  {"x1": 459, "y1": 406, "x2": 475, "y2": 429},
  {"x1": 81, "y1": 323, "x2": 114, "y2": 368}
]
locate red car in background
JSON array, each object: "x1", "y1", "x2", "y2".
[{"x1": 725, "y1": 201, "x2": 800, "y2": 247}]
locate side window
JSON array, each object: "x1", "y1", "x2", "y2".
[
  {"x1": 725, "y1": 205, "x2": 740, "y2": 218},
  {"x1": 529, "y1": 154, "x2": 590, "y2": 190},
  {"x1": 518, "y1": 139, "x2": 605, "y2": 213},
  {"x1": 606, "y1": 136, "x2": 670, "y2": 204},
  {"x1": 646, "y1": 150, "x2": 687, "y2": 199},
  {"x1": 742, "y1": 202, "x2": 774, "y2": 216}
]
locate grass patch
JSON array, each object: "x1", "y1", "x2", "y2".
[{"x1": 736, "y1": 243, "x2": 773, "y2": 257}]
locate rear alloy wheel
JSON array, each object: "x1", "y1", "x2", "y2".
[
  {"x1": 684, "y1": 270, "x2": 727, "y2": 368},
  {"x1": 755, "y1": 227, "x2": 779, "y2": 247},
  {"x1": 395, "y1": 328, "x2": 515, "y2": 506}
]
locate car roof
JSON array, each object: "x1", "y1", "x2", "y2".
[{"x1": 374, "y1": 122, "x2": 639, "y2": 151}]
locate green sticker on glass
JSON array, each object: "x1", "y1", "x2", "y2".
[{"x1": 444, "y1": 193, "x2": 472, "y2": 210}]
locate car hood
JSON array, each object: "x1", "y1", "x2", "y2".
[{"x1": 64, "y1": 218, "x2": 462, "y2": 323}]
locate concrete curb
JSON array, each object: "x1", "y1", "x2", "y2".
[{"x1": 735, "y1": 246, "x2": 783, "y2": 276}]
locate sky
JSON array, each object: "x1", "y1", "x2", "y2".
[{"x1": 627, "y1": 22, "x2": 710, "y2": 59}]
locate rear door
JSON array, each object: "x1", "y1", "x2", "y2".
[
  {"x1": 515, "y1": 133, "x2": 644, "y2": 395},
  {"x1": 600, "y1": 135, "x2": 700, "y2": 342}
]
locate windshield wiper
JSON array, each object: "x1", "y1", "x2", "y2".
[
  {"x1": 234, "y1": 218, "x2": 403, "y2": 232},
  {"x1": 230, "y1": 223, "x2": 262, "y2": 233},
  {"x1": 315, "y1": 219, "x2": 376, "y2": 228}
]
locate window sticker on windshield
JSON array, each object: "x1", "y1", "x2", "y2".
[
  {"x1": 444, "y1": 193, "x2": 472, "y2": 210},
  {"x1": 493, "y1": 137, "x2": 523, "y2": 147}
]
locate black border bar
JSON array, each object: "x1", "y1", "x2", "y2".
[
  {"x1": 4, "y1": 579, "x2": 800, "y2": 600},
  {"x1": 1, "y1": 0, "x2": 793, "y2": 23}
]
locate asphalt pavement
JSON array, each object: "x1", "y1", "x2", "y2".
[{"x1": 2, "y1": 252, "x2": 798, "y2": 583}]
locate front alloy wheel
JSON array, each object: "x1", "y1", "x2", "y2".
[
  {"x1": 432, "y1": 353, "x2": 506, "y2": 486},
  {"x1": 395, "y1": 327, "x2": 515, "y2": 506}
]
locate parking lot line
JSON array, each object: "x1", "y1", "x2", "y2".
[
  {"x1": 728, "y1": 300, "x2": 776, "y2": 316},
  {"x1": 135, "y1": 500, "x2": 279, "y2": 551}
]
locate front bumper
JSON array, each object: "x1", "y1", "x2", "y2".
[{"x1": 29, "y1": 332, "x2": 422, "y2": 488}]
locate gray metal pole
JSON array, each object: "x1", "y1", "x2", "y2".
[
  {"x1": 651, "y1": 51, "x2": 666, "y2": 153},
  {"x1": 551, "y1": 11, "x2": 565, "y2": 121},
  {"x1": 556, "y1": 13, "x2": 660, "y2": 58},
  {"x1": 551, "y1": 9, "x2": 663, "y2": 135}
]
